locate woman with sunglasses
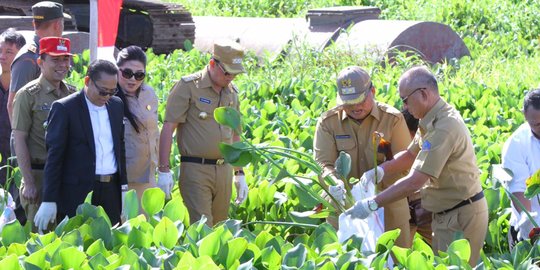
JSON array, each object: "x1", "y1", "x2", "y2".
[{"x1": 115, "y1": 46, "x2": 159, "y2": 214}]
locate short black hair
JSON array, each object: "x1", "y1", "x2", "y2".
[
  {"x1": 401, "y1": 109, "x2": 419, "y2": 134},
  {"x1": 87, "y1": 59, "x2": 118, "y2": 82},
  {"x1": 116, "y1": 45, "x2": 147, "y2": 67},
  {"x1": 523, "y1": 88, "x2": 540, "y2": 112},
  {"x1": 0, "y1": 28, "x2": 26, "y2": 49}
]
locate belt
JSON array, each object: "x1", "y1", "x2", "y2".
[
  {"x1": 436, "y1": 191, "x2": 484, "y2": 215},
  {"x1": 31, "y1": 163, "x2": 45, "y2": 170},
  {"x1": 180, "y1": 156, "x2": 226, "y2": 165},
  {"x1": 95, "y1": 174, "x2": 117, "y2": 183}
]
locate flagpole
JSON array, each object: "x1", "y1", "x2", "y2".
[{"x1": 89, "y1": 0, "x2": 98, "y2": 61}]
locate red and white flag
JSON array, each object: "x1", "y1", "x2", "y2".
[{"x1": 91, "y1": 0, "x2": 122, "y2": 63}]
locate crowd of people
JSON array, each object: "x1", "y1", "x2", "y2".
[{"x1": 0, "y1": 1, "x2": 539, "y2": 268}]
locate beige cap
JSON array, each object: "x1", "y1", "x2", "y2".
[
  {"x1": 213, "y1": 39, "x2": 245, "y2": 75},
  {"x1": 336, "y1": 66, "x2": 372, "y2": 105}
]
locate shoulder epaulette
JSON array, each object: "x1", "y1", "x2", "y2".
[
  {"x1": 181, "y1": 73, "x2": 201, "y2": 82},
  {"x1": 27, "y1": 44, "x2": 37, "y2": 54},
  {"x1": 320, "y1": 107, "x2": 341, "y2": 121},
  {"x1": 378, "y1": 102, "x2": 401, "y2": 115},
  {"x1": 25, "y1": 82, "x2": 41, "y2": 95}
]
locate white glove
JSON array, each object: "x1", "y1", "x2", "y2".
[
  {"x1": 517, "y1": 211, "x2": 537, "y2": 240},
  {"x1": 361, "y1": 166, "x2": 385, "y2": 185},
  {"x1": 344, "y1": 198, "x2": 374, "y2": 219},
  {"x1": 34, "y1": 202, "x2": 57, "y2": 233},
  {"x1": 157, "y1": 170, "x2": 174, "y2": 199},
  {"x1": 234, "y1": 175, "x2": 248, "y2": 204},
  {"x1": 328, "y1": 180, "x2": 345, "y2": 205},
  {"x1": 121, "y1": 185, "x2": 128, "y2": 222}
]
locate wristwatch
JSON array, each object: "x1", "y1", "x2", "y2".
[{"x1": 368, "y1": 199, "x2": 379, "y2": 211}]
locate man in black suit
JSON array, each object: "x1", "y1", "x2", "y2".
[{"x1": 34, "y1": 59, "x2": 128, "y2": 231}]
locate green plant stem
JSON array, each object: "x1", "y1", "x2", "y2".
[
  {"x1": 242, "y1": 220, "x2": 318, "y2": 229},
  {"x1": 503, "y1": 187, "x2": 540, "y2": 228}
]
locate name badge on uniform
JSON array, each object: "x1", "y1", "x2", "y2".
[
  {"x1": 199, "y1": 97, "x2": 211, "y2": 104},
  {"x1": 422, "y1": 140, "x2": 431, "y2": 150},
  {"x1": 41, "y1": 103, "x2": 50, "y2": 111},
  {"x1": 335, "y1": 135, "x2": 351, "y2": 139}
]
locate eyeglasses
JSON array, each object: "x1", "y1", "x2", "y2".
[
  {"x1": 401, "y1": 87, "x2": 426, "y2": 104},
  {"x1": 215, "y1": 60, "x2": 233, "y2": 77},
  {"x1": 92, "y1": 79, "x2": 118, "y2": 97},
  {"x1": 120, "y1": 68, "x2": 146, "y2": 81}
]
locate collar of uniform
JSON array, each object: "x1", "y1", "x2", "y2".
[
  {"x1": 419, "y1": 98, "x2": 446, "y2": 132},
  {"x1": 38, "y1": 75, "x2": 68, "y2": 94},
  {"x1": 196, "y1": 67, "x2": 213, "y2": 89},
  {"x1": 339, "y1": 101, "x2": 380, "y2": 122},
  {"x1": 198, "y1": 66, "x2": 233, "y2": 94}
]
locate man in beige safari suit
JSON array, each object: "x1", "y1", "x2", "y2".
[
  {"x1": 345, "y1": 66, "x2": 488, "y2": 266},
  {"x1": 11, "y1": 37, "x2": 75, "y2": 231},
  {"x1": 158, "y1": 40, "x2": 248, "y2": 226},
  {"x1": 314, "y1": 66, "x2": 412, "y2": 248}
]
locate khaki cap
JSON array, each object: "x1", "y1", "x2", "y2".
[
  {"x1": 32, "y1": 1, "x2": 69, "y2": 22},
  {"x1": 213, "y1": 40, "x2": 245, "y2": 75},
  {"x1": 336, "y1": 66, "x2": 372, "y2": 105}
]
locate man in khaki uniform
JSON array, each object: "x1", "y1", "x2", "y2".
[
  {"x1": 12, "y1": 37, "x2": 75, "y2": 231},
  {"x1": 314, "y1": 66, "x2": 412, "y2": 248},
  {"x1": 346, "y1": 66, "x2": 488, "y2": 266},
  {"x1": 158, "y1": 40, "x2": 248, "y2": 226}
]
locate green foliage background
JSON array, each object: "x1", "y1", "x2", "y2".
[{"x1": 40, "y1": 0, "x2": 540, "y2": 268}]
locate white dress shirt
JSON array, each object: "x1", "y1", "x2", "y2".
[
  {"x1": 85, "y1": 95, "x2": 117, "y2": 175},
  {"x1": 502, "y1": 123, "x2": 540, "y2": 226}
]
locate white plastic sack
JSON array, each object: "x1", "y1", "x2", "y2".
[
  {"x1": 0, "y1": 189, "x2": 16, "y2": 233},
  {"x1": 337, "y1": 180, "x2": 384, "y2": 252}
]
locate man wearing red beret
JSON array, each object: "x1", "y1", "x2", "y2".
[{"x1": 11, "y1": 37, "x2": 75, "y2": 232}]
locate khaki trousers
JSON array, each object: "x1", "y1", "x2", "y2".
[
  {"x1": 179, "y1": 162, "x2": 232, "y2": 227},
  {"x1": 128, "y1": 181, "x2": 157, "y2": 215},
  {"x1": 432, "y1": 198, "x2": 488, "y2": 267},
  {"x1": 20, "y1": 169, "x2": 44, "y2": 232}
]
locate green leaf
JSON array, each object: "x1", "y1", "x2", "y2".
[
  {"x1": 218, "y1": 142, "x2": 253, "y2": 167},
  {"x1": 335, "y1": 151, "x2": 351, "y2": 180},
  {"x1": 127, "y1": 227, "x2": 152, "y2": 249},
  {"x1": 391, "y1": 245, "x2": 410, "y2": 266},
  {"x1": 0, "y1": 254, "x2": 22, "y2": 270},
  {"x1": 124, "y1": 189, "x2": 139, "y2": 220},
  {"x1": 199, "y1": 226, "x2": 228, "y2": 260},
  {"x1": 259, "y1": 247, "x2": 281, "y2": 270},
  {"x1": 447, "y1": 239, "x2": 471, "y2": 263},
  {"x1": 282, "y1": 244, "x2": 307, "y2": 268},
  {"x1": 6, "y1": 243, "x2": 26, "y2": 256},
  {"x1": 60, "y1": 246, "x2": 86, "y2": 269},
  {"x1": 214, "y1": 107, "x2": 241, "y2": 131},
  {"x1": 61, "y1": 230, "x2": 82, "y2": 247},
  {"x1": 163, "y1": 197, "x2": 188, "y2": 224},
  {"x1": 1, "y1": 220, "x2": 27, "y2": 246},
  {"x1": 86, "y1": 239, "x2": 108, "y2": 257},
  {"x1": 88, "y1": 253, "x2": 109, "y2": 269},
  {"x1": 376, "y1": 228, "x2": 400, "y2": 253},
  {"x1": 152, "y1": 217, "x2": 178, "y2": 249},
  {"x1": 119, "y1": 245, "x2": 139, "y2": 266},
  {"x1": 24, "y1": 248, "x2": 47, "y2": 269},
  {"x1": 223, "y1": 238, "x2": 248, "y2": 269},
  {"x1": 406, "y1": 250, "x2": 431, "y2": 270},
  {"x1": 142, "y1": 187, "x2": 165, "y2": 215},
  {"x1": 90, "y1": 217, "x2": 113, "y2": 249}
]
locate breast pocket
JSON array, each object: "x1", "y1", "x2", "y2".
[
  {"x1": 191, "y1": 96, "x2": 215, "y2": 121},
  {"x1": 32, "y1": 103, "x2": 51, "y2": 131},
  {"x1": 336, "y1": 138, "x2": 356, "y2": 151}
]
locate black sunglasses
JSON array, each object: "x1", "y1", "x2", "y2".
[
  {"x1": 401, "y1": 87, "x2": 426, "y2": 105},
  {"x1": 92, "y1": 79, "x2": 118, "y2": 97},
  {"x1": 214, "y1": 60, "x2": 233, "y2": 76},
  {"x1": 120, "y1": 68, "x2": 146, "y2": 81}
]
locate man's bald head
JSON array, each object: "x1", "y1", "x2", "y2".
[{"x1": 399, "y1": 66, "x2": 439, "y2": 95}]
